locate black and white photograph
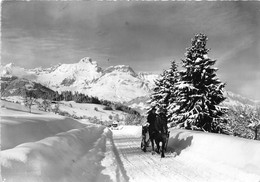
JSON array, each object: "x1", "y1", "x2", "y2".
[{"x1": 1, "y1": 1, "x2": 260, "y2": 181}]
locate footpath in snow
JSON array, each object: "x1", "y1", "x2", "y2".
[{"x1": 1, "y1": 100, "x2": 260, "y2": 182}]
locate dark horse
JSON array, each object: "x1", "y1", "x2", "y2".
[{"x1": 149, "y1": 114, "x2": 168, "y2": 158}]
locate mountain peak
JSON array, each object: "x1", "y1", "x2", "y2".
[
  {"x1": 1, "y1": 63, "x2": 16, "y2": 74},
  {"x1": 79, "y1": 57, "x2": 93, "y2": 64},
  {"x1": 77, "y1": 57, "x2": 101, "y2": 70},
  {"x1": 0, "y1": 63, "x2": 29, "y2": 78},
  {"x1": 5, "y1": 63, "x2": 16, "y2": 68},
  {"x1": 104, "y1": 65, "x2": 137, "y2": 77}
]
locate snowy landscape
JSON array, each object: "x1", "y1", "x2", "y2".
[
  {"x1": 1, "y1": 55, "x2": 260, "y2": 181},
  {"x1": 1, "y1": 1, "x2": 260, "y2": 182},
  {"x1": 1, "y1": 100, "x2": 260, "y2": 182},
  {"x1": 1, "y1": 39, "x2": 260, "y2": 181}
]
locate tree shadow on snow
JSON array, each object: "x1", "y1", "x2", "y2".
[{"x1": 167, "y1": 132, "x2": 193, "y2": 156}]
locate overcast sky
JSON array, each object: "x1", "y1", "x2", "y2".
[{"x1": 2, "y1": 1, "x2": 260, "y2": 100}]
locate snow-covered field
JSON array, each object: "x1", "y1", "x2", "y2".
[
  {"x1": 1, "y1": 101, "x2": 260, "y2": 182},
  {"x1": 2, "y1": 96, "x2": 127, "y2": 124},
  {"x1": 58, "y1": 101, "x2": 127, "y2": 122}
]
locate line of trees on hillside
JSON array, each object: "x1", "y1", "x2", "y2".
[
  {"x1": 54, "y1": 91, "x2": 140, "y2": 116},
  {"x1": 24, "y1": 89, "x2": 140, "y2": 116},
  {"x1": 21, "y1": 89, "x2": 144, "y2": 126}
]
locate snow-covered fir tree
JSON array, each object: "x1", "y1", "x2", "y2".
[
  {"x1": 228, "y1": 105, "x2": 260, "y2": 140},
  {"x1": 247, "y1": 106, "x2": 260, "y2": 140},
  {"x1": 149, "y1": 61, "x2": 179, "y2": 118},
  {"x1": 168, "y1": 33, "x2": 229, "y2": 133}
]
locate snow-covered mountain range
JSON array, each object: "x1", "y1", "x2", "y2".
[
  {"x1": 0, "y1": 57, "x2": 157, "y2": 102},
  {"x1": 1, "y1": 57, "x2": 259, "y2": 113}
]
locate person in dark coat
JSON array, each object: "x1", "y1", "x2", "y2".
[
  {"x1": 153, "y1": 110, "x2": 168, "y2": 157},
  {"x1": 147, "y1": 108, "x2": 157, "y2": 153},
  {"x1": 147, "y1": 108, "x2": 157, "y2": 136}
]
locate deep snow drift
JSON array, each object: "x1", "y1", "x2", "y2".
[
  {"x1": 1, "y1": 101, "x2": 260, "y2": 182},
  {"x1": 1, "y1": 101, "x2": 112, "y2": 182}
]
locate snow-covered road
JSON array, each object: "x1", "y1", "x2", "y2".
[{"x1": 107, "y1": 126, "x2": 260, "y2": 182}]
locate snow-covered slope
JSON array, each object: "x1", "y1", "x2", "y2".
[
  {"x1": 167, "y1": 129, "x2": 260, "y2": 175},
  {"x1": 223, "y1": 91, "x2": 259, "y2": 108},
  {"x1": 1, "y1": 78, "x2": 56, "y2": 99},
  {"x1": 57, "y1": 100, "x2": 127, "y2": 123},
  {"x1": 36, "y1": 57, "x2": 103, "y2": 92},
  {"x1": 1, "y1": 102, "x2": 110, "y2": 182},
  {"x1": 1, "y1": 97, "x2": 127, "y2": 126},
  {"x1": 87, "y1": 65, "x2": 152, "y2": 102},
  {"x1": 123, "y1": 96, "x2": 150, "y2": 114},
  {"x1": 138, "y1": 72, "x2": 158, "y2": 88}
]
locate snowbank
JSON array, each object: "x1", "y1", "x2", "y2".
[
  {"x1": 1, "y1": 112, "x2": 113, "y2": 182},
  {"x1": 1, "y1": 114, "x2": 86, "y2": 150},
  {"x1": 0, "y1": 101, "x2": 113, "y2": 182},
  {"x1": 167, "y1": 129, "x2": 260, "y2": 177},
  {"x1": 1, "y1": 125, "x2": 111, "y2": 182},
  {"x1": 111, "y1": 125, "x2": 260, "y2": 178}
]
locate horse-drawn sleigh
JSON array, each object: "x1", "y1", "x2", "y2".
[{"x1": 141, "y1": 123, "x2": 170, "y2": 158}]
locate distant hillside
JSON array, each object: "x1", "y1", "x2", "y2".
[
  {"x1": 1, "y1": 76, "x2": 18, "y2": 93},
  {"x1": 0, "y1": 74, "x2": 141, "y2": 116},
  {"x1": 123, "y1": 96, "x2": 150, "y2": 114},
  {"x1": 223, "y1": 91, "x2": 260, "y2": 108},
  {"x1": 1, "y1": 78, "x2": 56, "y2": 99}
]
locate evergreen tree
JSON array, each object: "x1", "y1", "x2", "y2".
[
  {"x1": 54, "y1": 91, "x2": 63, "y2": 101},
  {"x1": 246, "y1": 106, "x2": 260, "y2": 140},
  {"x1": 168, "y1": 33, "x2": 228, "y2": 133},
  {"x1": 149, "y1": 60, "x2": 179, "y2": 118},
  {"x1": 228, "y1": 105, "x2": 260, "y2": 140}
]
